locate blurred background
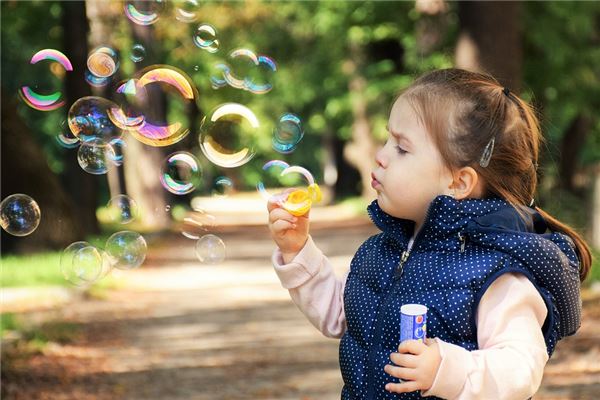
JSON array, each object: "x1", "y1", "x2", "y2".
[{"x1": 1, "y1": 1, "x2": 599, "y2": 399}]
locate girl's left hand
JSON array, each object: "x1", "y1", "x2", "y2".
[{"x1": 383, "y1": 338, "x2": 441, "y2": 394}]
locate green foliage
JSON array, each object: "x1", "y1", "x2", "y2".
[{"x1": 1, "y1": 252, "x2": 65, "y2": 288}]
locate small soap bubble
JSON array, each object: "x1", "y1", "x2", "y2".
[
  {"x1": 212, "y1": 176, "x2": 234, "y2": 197},
  {"x1": 19, "y1": 49, "x2": 72, "y2": 111},
  {"x1": 106, "y1": 195, "x2": 139, "y2": 224},
  {"x1": 130, "y1": 44, "x2": 146, "y2": 63},
  {"x1": 272, "y1": 113, "x2": 304, "y2": 153},
  {"x1": 87, "y1": 46, "x2": 119, "y2": 78},
  {"x1": 182, "y1": 209, "x2": 216, "y2": 240},
  {"x1": 0, "y1": 194, "x2": 41, "y2": 237},
  {"x1": 160, "y1": 152, "x2": 202, "y2": 195},
  {"x1": 165, "y1": 204, "x2": 171, "y2": 212},
  {"x1": 195, "y1": 234, "x2": 226, "y2": 264},
  {"x1": 193, "y1": 24, "x2": 219, "y2": 53},
  {"x1": 175, "y1": 0, "x2": 199, "y2": 23},
  {"x1": 105, "y1": 230, "x2": 147, "y2": 270},
  {"x1": 124, "y1": 0, "x2": 165, "y2": 26},
  {"x1": 199, "y1": 103, "x2": 258, "y2": 168},
  {"x1": 56, "y1": 120, "x2": 80, "y2": 149},
  {"x1": 108, "y1": 137, "x2": 126, "y2": 166},
  {"x1": 77, "y1": 138, "x2": 116, "y2": 175},
  {"x1": 84, "y1": 69, "x2": 111, "y2": 88}
]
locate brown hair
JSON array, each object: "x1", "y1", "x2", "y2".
[{"x1": 400, "y1": 68, "x2": 592, "y2": 281}]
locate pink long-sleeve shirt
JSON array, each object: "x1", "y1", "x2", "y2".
[{"x1": 272, "y1": 236, "x2": 549, "y2": 399}]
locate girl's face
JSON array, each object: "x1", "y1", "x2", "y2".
[{"x1": 372, "y1": 97, "x2": 454, "y2": 230}]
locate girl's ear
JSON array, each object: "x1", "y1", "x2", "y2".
[{"x1": 448, "y1": 167, "x2": 483, "y2": 200}]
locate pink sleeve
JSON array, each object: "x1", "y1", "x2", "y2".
[
  {"x1": 272, "y1": 235, "x2": 347, "y2": 338},
  {"x1": 422, "y1": 272, "x2": 549, "y2": 399}
]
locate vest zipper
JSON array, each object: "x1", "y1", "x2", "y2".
[{"x1": 458, "y1": 232, "x2": 466, "y2": 253}]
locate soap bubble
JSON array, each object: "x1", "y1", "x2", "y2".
[
  {"x1": 175, "y1": 0, "x2": 199, "y2": 23},
  {"x1": 221, "y1": 49, "x2": 276, "y2": 94},
  {"x1": 124, "y1": 0, "x2": 164, "y2": 26},
  {"x1": 19, "y1": 49, "x2": 72, "y2": 111},
  {"x1": 118, "y1": 66, "x2": 196, "y2": 147},
  {"x1": 108, "y1": 137, "x2": 126, "y2": 166},
  {"x1": 130, "y1": 44, "x2": 146, "y2": 63},
  {"x1": 105, "y1": 230, "x2": 147, "y2": 270},
  {"x1": 272, "y1": 113, "x2": 304, "y2": 153},
  {"x1": 106, "y1": 195, "x2": 139, "y2": 224},
  {"x1": 256, "y1": 160, "x2": 291, "y2": 202},
  {"x1": 0, "y1": 194, "x2": 41, "y2": 237},
  {"x1": 199, "y1": 103, "x2": 258, "y2": 168},
  {"x1": 68, "y1": 96, "x2": 123, "y2": 143},
  {"x1": 87, "y1": 46, "x2": 119, "y2": 78},
  {"x1": 245, "y1": 55, "x2": 277, "y2": 94},
  {"x1": 107, "y1": 79, "x2": 147, "y2": 131},
  {"x1": 193, "y1": 24, "x2": 219, "y2": 53},
  {"x1": 210, "y1": 63, "x2": 230, "y2": 89},
  {"x1": 212, "y1": 176, "x2": 233, "y2": 197},
  {"x1": 160, "y1": 152, "x2": 202, "y2": 195},
  {"x1": 77, "y1": 138, "x2": 116, "y2": 175},
  {"x1": 61, "y1": 242, "x2": 109, "y2": 286},
  {"x1": 195, "y1": 234, "x2": 226, "y2": 264}
]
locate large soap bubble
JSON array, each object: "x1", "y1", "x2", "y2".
[
  {"x1": 124, "y1": 0, "x2": 165, "y2": 26},
  {"x1": 68, "y1": 96, "x2": 123, "y2": 143},
  {"x1": 195, "y1": 234, "x2": 226, "y2": 264},
  {"x1": 199, "y1": 103, "x2": 258, "y2": 168},
  {"x1": 61, "y1": 241, "x2": 110, "y2": 286},
  {"x1": 77, "y1": 138, "x2": 116, "y2": 175}
]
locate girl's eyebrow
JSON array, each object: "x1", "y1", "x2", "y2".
[{"x1": 386, "y1": 124, "x2": 413, "y2": 145}]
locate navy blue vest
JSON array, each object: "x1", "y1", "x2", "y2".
[{"x1": 339, "y1": 195, "x2": 581, "y2": 400}]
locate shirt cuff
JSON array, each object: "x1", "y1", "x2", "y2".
[
  {"x1": 272, "y1": 236, "x2": 324, "y2": 289},
  {"x1": 421, "y1": 338, "x2": 469, "y2": 399}
]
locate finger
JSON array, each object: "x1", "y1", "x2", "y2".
[
  {"x1": 398, "y1": 340, "x2": 426, "y2": 355},
  {"x1": 385, "y1": 380, "x2": 421, "y2": 394},
  {"x1": 269, "y1": 208, "x2": 297, "y2": 224},
  {"x1": 383, "y1": 364, "x2": 416, "y2": 381},
  {"x1": 389, "y1": 352, "x2": 419, "y2": 368},
  {"x1": 272, "y1": 219, "x2": 296, "y2": 233}
]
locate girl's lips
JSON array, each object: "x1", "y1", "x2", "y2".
[{"x1": 371, "y1": 173, "x2": 381, "y2": 189}]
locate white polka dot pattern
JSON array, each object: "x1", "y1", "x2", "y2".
[{"x1": 339, "y1": 195, "x2": 582, "y2": 399}]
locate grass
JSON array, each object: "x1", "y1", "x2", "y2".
[{"x1": 1, "y1": 252, "x2": 65, "y2": 288}]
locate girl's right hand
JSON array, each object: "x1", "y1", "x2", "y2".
[{"x1": 267, "y1": 194, "x2": 310, "y2": 263}]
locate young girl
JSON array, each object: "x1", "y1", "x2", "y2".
[{"x1": 267, "y1": 68, "x2": 592, "y2": 399}]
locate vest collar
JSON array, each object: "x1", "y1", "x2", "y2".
[{"x1": 367, "y1": 195, "x2": 541, "y2": 249}]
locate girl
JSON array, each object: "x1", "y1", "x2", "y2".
[{"x1": 267, "y1": 68, "x2": 591, "y2": 399}]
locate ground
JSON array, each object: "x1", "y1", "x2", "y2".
[{"x1": 2, "y1": 218, "x2": 600, "y2": 400}]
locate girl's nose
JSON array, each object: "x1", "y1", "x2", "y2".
[{"x1": 375, "y1": 147, "x2": 387, "y2": 168}]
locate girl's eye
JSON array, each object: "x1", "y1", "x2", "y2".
[{"x1": 395, "y1": 146, "x2": 407, "y2": 155}]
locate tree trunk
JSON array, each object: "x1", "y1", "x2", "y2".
[
  {"x1": 122, "y1": 17, "x2": 170, "y2": 229},
  {"x1": 343, "y1": 43, "x2": 378, "y2": 201},
  {"x1": 455, "y1": 1, "x2": 522, "y2": 91},
  {"x1": 61, "y1": 0, "x2": 100, "y2": 235},
  {"x1": 1, "y1": 91, "x2": 83, "y2": 253},
  {"x1": 559, "y1": 114, "x2": 592, "y2": 194}
]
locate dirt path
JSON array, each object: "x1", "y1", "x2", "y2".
[{"x1": 2, "y1": 221, "x2": 600, "y2": 399}]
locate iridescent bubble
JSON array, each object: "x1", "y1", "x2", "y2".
[
  {"x1": 199, "y1": 103, "x2": 258, "y2": 168},
  {"x1": 124, "y1": 0, "x2": 164, "y2": 26},
  {"x1": 130, "y1": 44, "x2": 146, "y2": 63},
  {"x1": 175, "y1": 0, "x2": 199, "y2": 23},
  {"x1": 61, "y1": 242, "x2": 108, "y2": 286},
  {"x1": 126, "y1": 66, "x2": 196, "y2": 147},
  {"x1": 19, "y1": 49, "x2": 73, "y2": 111},
  {"x1": 160, "y1": 152, "x2": 202, "y2": 195},
  {"x1": 224, "y1": 49, "x2": 257, "y2": 89},
  {"x1": 245, "y1": 55, "x2": 277, "y2": 94},
  {"x1": 193, "y1": 24, "x2": 219, "y2": 53},
  {"x1": 68, "y1": 96, "x2": 123, "y2": 143},
  {"x1": 195, "y1": 234, "x2": 226, "y2": 264},
  {"x1": 210, "y1": 63, "x2": 230, "y2": 89},
  {"x1": 77, "y1": 138, "x2": 116, "y2": 175},
  {"x1": 0, "y1": 194, "x2": 41, "y2": 237},
  {"x1": 105, "y1": 230, "x2": 147, "y2": 270},
  {"x1": 256, "y1": 160, "x2": 291, "y2": 202},
  {"x1": 107, "y1": 79, "x2": 147, "y2": 131},
  {"x1": 87, "y1": 46, "x2": 119, "y2": 78},
  {"x1": 106, "y1": 195, "x2": 139, "y2": 224},
  {"x1": 212, "y1": 176, "x2": 233, "y2": 197},
  {"x1": 56, "y1": 120, "x2": 80, "y2": 149},
  {"x1": 272, "y1": 113, "x2": 304, "y2": 153}
]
